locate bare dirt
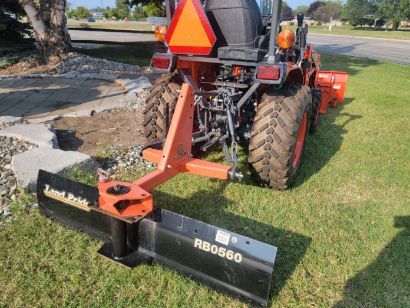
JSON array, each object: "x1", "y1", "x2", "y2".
[{"x1": 52, "y1": 109, "x2": 146, "y2": 156}]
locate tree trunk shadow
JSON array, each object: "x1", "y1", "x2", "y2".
[{"x1": 334, "y1": 216, "x2": 410, "y2": 307}]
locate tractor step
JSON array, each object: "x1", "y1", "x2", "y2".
[{"x1": 37, "y1": 170, "x2": 277, "y2": 306}]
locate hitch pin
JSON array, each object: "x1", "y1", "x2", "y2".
[{"x1": 229, "y1": 169, "x2": 244, "y2": 182}]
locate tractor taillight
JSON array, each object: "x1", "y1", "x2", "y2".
[
  {"x1": 154, "y1": 25, "x2": 167, "y2": 42},
  {"x1": 257, "y1": 66, "x2": 281, "y2": 80},
  {"x1": 150, "y1": 53, "x2": 175, "y2": 72},
  {"x1": 152, "y1": 56, "x2": 170, "y2": 69}
]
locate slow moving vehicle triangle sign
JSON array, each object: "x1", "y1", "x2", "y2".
[{"x1": 165, "y1": 0, "x2": 217, "y2": 55}]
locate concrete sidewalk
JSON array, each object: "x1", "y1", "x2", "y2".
[{"x1": 0, "y1": 77, "x2": 128, "y2": 119}]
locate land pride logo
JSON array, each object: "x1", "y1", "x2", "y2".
[{"x1": 43, "y1": 184, "x2": 91, "y2": 212}]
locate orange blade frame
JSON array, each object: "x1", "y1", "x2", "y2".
[{"x1": 98, "y1": 83, "x2": 231, "y2": 218}]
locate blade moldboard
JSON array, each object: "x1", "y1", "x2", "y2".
[
  {"x1": 37, "y1": 170, "x2": 111, "y2": 242},
  {"x1": 138, "y1": 209, "x2": 277, "y2": 306}
]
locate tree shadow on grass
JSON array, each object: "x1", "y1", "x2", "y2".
[
  {"x1": 293, "y1": 99, "x2": 362, "y2": 188},
  {"x1": 319, "y1": 52, "x2": 383, "y2": 76},
  {"x1": 152, "y1": 185, "x2": 312, "y2": 303},
  {"x1": 315, "y1": 43, "x2": 367, "y2": 59},
  {"x1": 353, "y1": 27, "x2": 410, "y2": 33},
  {"x1": 238, "y1": 98, "x2": 362, "y2": 189},
  {"x1": 334, "y1": 216, "x2": 410, "y2": 307}
]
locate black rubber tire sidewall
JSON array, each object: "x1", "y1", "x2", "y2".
[
  {"x1": 142, "y1": 73, "x2": 182, "y2": 142},
  {"x1": 248, "y1": 84, "x2": 312, "y2": 190}
]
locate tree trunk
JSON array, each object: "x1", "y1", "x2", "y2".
[
  {"x1": 19, "y1": 0, "x2": 71, "y2": 61},
  {"x1": 392, "y1": 20, "x2": 399, "y2": 31}
]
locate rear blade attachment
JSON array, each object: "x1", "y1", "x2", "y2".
[
  {"x1": 37, "y1": 169, "x2": 111, "y2": 242},
  {"x1": 137, "y1": 210, "x2": 277, "y2": 306},
  {"x1": 37, "y1": 170, "x2": 277, "y2": 306}
]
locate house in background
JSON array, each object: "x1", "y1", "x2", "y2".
[
  {"x1": 281, "y1": 16, "x2": 318, "y2": 26},
  {"x1": 91, "y1": 12, "x2": 104, "y2": 20}
]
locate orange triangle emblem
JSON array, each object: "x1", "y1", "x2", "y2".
[{"x1": 165, "y1": 0, "x2": 216, "y2": 55}]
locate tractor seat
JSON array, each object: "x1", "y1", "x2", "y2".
[{"x1": 205, "y1": 0, "x2": 264, "y2": 53}]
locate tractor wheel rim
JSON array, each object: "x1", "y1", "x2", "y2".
[{"x1": 293, "y1": 112, "x2": 308, "y2": 168}]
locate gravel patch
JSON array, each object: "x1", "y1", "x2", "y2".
[
  {"x1": 0, "y1": 52, "x2": 142, "y2": 79},
  {"x1": 122, "y1": 89, "x2": 149, "y2": 112},
  {"x1": 48, "y1": 52, "x2": 141, "y2": 75},
  {"x1": 101, "y1": 145, "x2": 155, "y2": 175},
  {"x1": 0, "y1": 136, "x2": 37, "y2": 218}
]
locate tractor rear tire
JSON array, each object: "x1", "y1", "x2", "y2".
[
  {"x1": 248, "y1": 84, "x2": 312, "y2": 190},
  {"x1": 142, "y1": 73, "x2": 182, "y2": 142},
  {"x1": 309, "y1": 88, "x2": 322, "y2": 133}
]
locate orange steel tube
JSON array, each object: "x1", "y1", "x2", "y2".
[
  {"x1": 98, "y1": 83, "x2": 231, "y2": 218},
  {"x1": 135, "y1": 83, "x2": 230, "y2": 191}
]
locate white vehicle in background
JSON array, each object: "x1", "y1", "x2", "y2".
[{"x1": 147, "y1": 16, "x2": 168, "y2": 26}]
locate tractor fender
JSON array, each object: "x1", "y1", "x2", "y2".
[{"x1": 285, "y1": 65, "x2": 304, "y2": 85}]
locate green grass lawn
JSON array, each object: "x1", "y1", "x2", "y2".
[
  {"x1": 308, "y1": 24, "x2": 410, "y2": 40},
  {"x1": 68, "y1": 21, "x2": 153, "y2": 32},
  {"x1": 73, "y1": 43, "x2": 159, "y2": 67},
  {"x1": 1, "y1": 53, "x2": 409, "y2": 307}
]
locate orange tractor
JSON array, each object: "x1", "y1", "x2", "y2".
[
  {"x1": 37, "y1": 0, "x2": 348, "y2": 305},
  {"x1": 148, "y1": 0, "x2": 348, "y2": 189}
]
